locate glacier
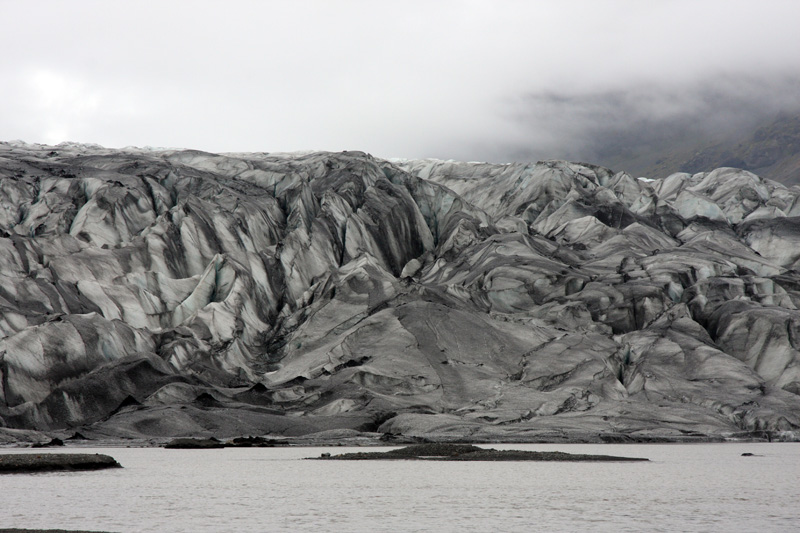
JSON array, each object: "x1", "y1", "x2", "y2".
[{"x1": 0, "y1": 141, "x2": 798, "y2": 443}]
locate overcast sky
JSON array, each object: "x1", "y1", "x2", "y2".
[{"x1": 2, "y1": 0, "x2": 800, "y2": 162}]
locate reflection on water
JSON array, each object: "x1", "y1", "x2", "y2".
[{"x1": 1, "y1": 443, "x2": 798, "y2": 532}]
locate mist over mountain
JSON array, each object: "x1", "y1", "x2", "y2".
[
  {"x1": 503, "y1": 76, "x2": 800, "y2": 184},
  {"x1": 1, "y1": 141, "x2": 799, "y2": 444}
]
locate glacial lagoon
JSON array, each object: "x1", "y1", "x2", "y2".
[{"x1": 1, "y1": 443, "x2": 798, "y2": 532}]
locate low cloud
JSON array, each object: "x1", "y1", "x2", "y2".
[
  {"x1": 489, "y1": 75, "x2": 800, "y2": 165},
  {"x1": 2, "y1": 1, "x2": 800, "y2": 164}
]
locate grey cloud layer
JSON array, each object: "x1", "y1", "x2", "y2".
[
  {"x1": 493, "y1": 75, "x2": 800, "y2": 165},
  {"x1": 2, "y1": 1, "x2": 800, "y2": 161}
]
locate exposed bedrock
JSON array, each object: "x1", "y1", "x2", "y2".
[{"x1": 0, "y1": 141, "x2": 798, "y2": 441}]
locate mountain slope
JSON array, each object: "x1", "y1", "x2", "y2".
[
  {"x1": 600, "y1": 112, "x2": 800, "y2": 185},
  {"x1": 1, "y1": 141, "x2": 799, "y2": 443}
]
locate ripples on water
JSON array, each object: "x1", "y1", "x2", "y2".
[{"x1": 1, "y1": 443, "x2": 798, "y2": 532}]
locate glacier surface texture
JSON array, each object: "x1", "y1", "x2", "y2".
[{"x1": 1, "y1": 141, "x2": 799, "y2": 442}]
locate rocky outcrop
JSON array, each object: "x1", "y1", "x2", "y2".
[
  {"x1": 1, "y1": 141, "x2": 799, "y2": 442},
  {"x1": 312, "y1": 443, "x2": 648, "y2": 461},
  {"x1": 0, "y1": 453, "x2": 121, "y2": 473}
]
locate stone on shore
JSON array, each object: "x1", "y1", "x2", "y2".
[
  {"x1": 0, "y1": 453, "x2": 122, "y2": 473},
  {"x1": 163, "y1": 437, "x2": 225, "y2": 449},
  {"x1": 312, "y1": 443, "x2": 648, "y2": 461}
]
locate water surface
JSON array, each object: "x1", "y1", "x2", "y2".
[{"x1": 1, "y1": 443, "x2": 797, "y2": 532}]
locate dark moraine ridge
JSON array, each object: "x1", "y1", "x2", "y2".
[
  {"x1": 312, "y1": 443, "x2": 648, "y2": 461},
  {"x1": 0, "y1": 453, "x2": 121, "y2": 473}
]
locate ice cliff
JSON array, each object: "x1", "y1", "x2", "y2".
[{"x1": 1, "y1": 141, "x2": 799, "y2": 442}]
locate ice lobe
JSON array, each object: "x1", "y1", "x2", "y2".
[{"x1": 0, "y1": 142, "x2": 799, "y2": 442}]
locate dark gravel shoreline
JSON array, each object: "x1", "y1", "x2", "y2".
[
  {"x1": 0, "y1": 530, "x2": 112, "y2": 533},
  {"x1": 0, "y1": 454, "x2": 122, "y2": 473},
  {"x1": 311, "y1": 443, "x2": 649, "y2": 461}
]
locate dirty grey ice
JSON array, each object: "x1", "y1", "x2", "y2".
[{"x1": 0, "y1": 141, "x2": 799, "y2": 443}]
